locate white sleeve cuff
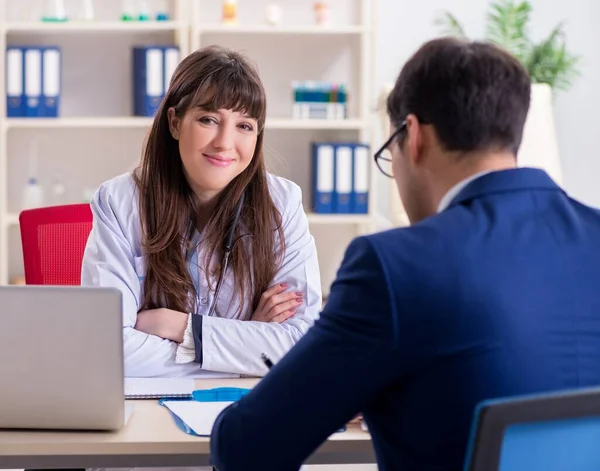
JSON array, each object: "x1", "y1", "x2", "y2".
[{"x1": 175, "y1": 313, "x2": 195, "y2": 364}]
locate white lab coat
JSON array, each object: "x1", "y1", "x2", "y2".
[{"x1": 81, "y1": 172, "x2": 322, "y2": 378}]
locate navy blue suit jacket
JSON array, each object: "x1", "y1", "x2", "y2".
[{"x1": 210, "y1": 168, "x2": 600, "y2": 471}]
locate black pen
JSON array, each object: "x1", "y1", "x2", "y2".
[{"x1": 261, "y1": 353, "x2": 274, "y2": 369}]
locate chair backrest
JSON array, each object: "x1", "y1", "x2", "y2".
[
  {"x1": 464, "y1": 387, "x2": 600, "y2": 471},
  {"x1": 19, "y1": 204, "x2": 93, "y2": 285}
]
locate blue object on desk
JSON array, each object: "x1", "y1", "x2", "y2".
[
  {"x1": 160, "y1": 387, "x2": 346, "y2": 436},
  {"x1": 159, "y1": 387, "x2": 251, "y2": 437},
  {"x1": 193, "y1": 387, "x2": 251, "y2": 402},
  {"x1": 159, "y1": 398, "x2": 199, "y2": 436}
]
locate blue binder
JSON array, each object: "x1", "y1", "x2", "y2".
[
  {"x1": 352, "y1": 144, "x2": 369, "y2": 214},
  {"x1": 311, "y1": 143, "x2": 335, "y2": 213},
  {"x1": 163, "y1": 46, "x2": 180, "y2": 94},
  {"x1": 41, "y1": 47, "x2": 61, "y2": 117},
  {"x1": 133, "y1": 46, "x2": 165, "y2": 117},
  {"x1": 133, "y1": 46, "x2": 180, "y2": 117},
  {"x1": 5, "y1": 46, "x2": 25, "y2": 117},
  {"x1": 24, "y1": 47, "x2": 42, "y2": 117},
  {"x1": 334, "y1": 145, "x2": 353, "y2": 213}
]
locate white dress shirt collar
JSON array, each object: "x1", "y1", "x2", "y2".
[{"x1": 437, "y1": 170, "x2": 493, "y2": 213}]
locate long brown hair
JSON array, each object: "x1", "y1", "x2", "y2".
[{"x1": 134, "y1": 45, "x2": 284, "y2": 318}]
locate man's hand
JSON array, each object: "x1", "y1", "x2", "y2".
[
  {"x1": 135, "y1": 308, "x2": 189, "y2": 342},
  {"x1": 252, "y1": 283, "x2": 303, "y2": 323}
]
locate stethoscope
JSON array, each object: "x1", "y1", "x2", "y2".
[
  {"x1": 187, "y1": 190, "x2": 247, "y2": 318},
  {"x1": 207, "y1": 190, "x2": 246, "y2": 317}
]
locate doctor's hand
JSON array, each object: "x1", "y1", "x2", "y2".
[
  {"x1": 135, "y1": 308, "x2": 189, "y2": 343},
  {"x1": 252, "y1": 283, "x2": 303, "y2": 323}
]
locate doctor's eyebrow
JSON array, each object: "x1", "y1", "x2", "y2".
[{"x1": 192, "y1": 106, "x2": 255, "y2": 119}]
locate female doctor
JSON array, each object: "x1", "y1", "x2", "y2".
[{"x1": 81, "y1": 45, "x2": 322, "y2": 378}]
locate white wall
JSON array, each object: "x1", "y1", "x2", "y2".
[{"x1": 376, "y1": 0, "x2": 600, "y2": 207}]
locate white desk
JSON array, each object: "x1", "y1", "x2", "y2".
[{"x1": 0, "y1": 378, "x2": 374, "y2": 469}]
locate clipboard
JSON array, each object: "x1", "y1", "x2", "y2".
[
  {"x1": 159, "y1": 387, "x2": 346, "y2": 436},
  {"x1": 159, "y1": 387, "x2": 251, "y2": 437}
]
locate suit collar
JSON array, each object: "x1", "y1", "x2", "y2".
[
  {"x1": 437, "y1": 170, "x2": 493, "y2": 213},
  {"x1": 447, "y1": 167, "x2": 563, "y2": 210}
]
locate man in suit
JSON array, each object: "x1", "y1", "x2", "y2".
[{"x1": 209, "y1": 37, "x2": 600, "y2": 471}]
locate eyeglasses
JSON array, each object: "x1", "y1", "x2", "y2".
[{"x1": 373, "y1": 120, "x2": 407, "y2": 178}]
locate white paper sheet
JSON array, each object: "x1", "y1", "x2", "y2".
[{"x1": 162, "y1": 400, "x2": 233, "y2": 436}]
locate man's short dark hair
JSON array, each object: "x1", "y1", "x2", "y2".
[{"x1": 387, "y1": 37, "x2": 531, "y2": 155}]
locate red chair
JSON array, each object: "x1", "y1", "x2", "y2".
[{"x1": 19, "y1": 204, "x2": 93, "y2": 285}]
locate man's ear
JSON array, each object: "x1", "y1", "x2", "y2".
[
  {"x1": 167, "y1": 107, "x2": 180, "y2": 140},
  {"x1": 405, "y1": 113, "x2": 424, "y2": 166}
]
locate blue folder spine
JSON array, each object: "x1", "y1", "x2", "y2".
[
  {"x1": 6, "y1": 46, "x2": 25, "y2": 117},
  {"x1": 41, "y1": 46, "x2": 61, "y2": 117},
  {"x1": 133, "y1": 46, "x2": 164, "y2": 117},
  {"x1": 312, "y1": 142, "x2": 335, "y2": 214},
  {"x1": 24, "y1": 47, "x2": 42, "y2": 117},
  {"x1": 352, "y1": 144, "x2": 370, "y2": 214},
  {"x1": 334, "y1": 144, "x2": 353, "y2": 213}
]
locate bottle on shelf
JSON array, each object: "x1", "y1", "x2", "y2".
[
  {"x1": 222, "y1": 0, "x2": 238, "y2": 26},
  {"x1": 83, "y1": 187, "x2": 97, "y2": 203},
  {"x1": 313, "y1": 1, "x2": 330, "y2": 26},
  {"x1": 138, "y1": 0, "x2": 151, "y2": 21},
  {"x1": 121, "y1": 0, "x2": 136, "y2": 21},
  {"x1": 22, "y1": 178, "x2": 44, "y2": 210},
  {"x1": 42, "y1": 0, "x2": 68, "y2": 22},
  {"x1": 155, "y1": 0, "x2": 170, "y2": 21},
  {"x1": 265, "y1": 4, "x2": 283, "y2": 26},
  {"x1": 77, "y1": 0, "x2": 95, "y2": 21},
  {"x1": 50, "y1": 173, "x2": 67, "y2": 206},
  {"x1": 22, "y1": 138, "x2": 45, "y2": 210}
]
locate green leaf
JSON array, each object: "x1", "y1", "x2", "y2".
[
  {"x1": 434, "y1": 12, "x2": 467, "y2": 38},
  {"x1": 525, "y1": 24, "x2": 581, "y2": 90},
  {"x1": 485, "y1": 0, "x2": 532, "y2": 62}
]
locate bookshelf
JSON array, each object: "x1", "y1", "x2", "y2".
[{"x1": 0, "y1": 0, "x2": 378, "y2": 295}]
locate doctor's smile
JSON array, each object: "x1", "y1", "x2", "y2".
[{"x1": 203, "y1": 153, "x2": 235, "y2": 168}]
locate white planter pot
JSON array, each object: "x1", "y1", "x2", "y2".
[{"x1": 517, "y1": 83, "x2": 563, "y2": 184}]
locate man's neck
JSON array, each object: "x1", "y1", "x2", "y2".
[{"x1": 432, "y1": 151, "x2": 517, "y2": 212}]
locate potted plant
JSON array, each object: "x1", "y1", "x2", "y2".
[
  {"x1": 435, "y1": 0, "x2": 582, "y2": 184},
  {"x1": 435, "y1": 0, "x2": 580, "y2": 92}
]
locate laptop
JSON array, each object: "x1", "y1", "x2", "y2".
[{"x1": 0, "y1": 285, "x2": 126, "y2": 431}]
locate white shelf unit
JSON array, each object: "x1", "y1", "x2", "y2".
[
  {"x1": 3, "y1": 213, "x2": 18, "y2": 228},
  {"x1": 196, "y1": 24, "x2": 365, "y2": 35},
  {"x1": 4, "y1": 117, "x2": 155, "y2": 129},
  {"x1": 0, "y1": 0, "x2": 378, "y2": 294},
  {"x1": 4, "y1": 21, "x2": 184, "y2": 33}
]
